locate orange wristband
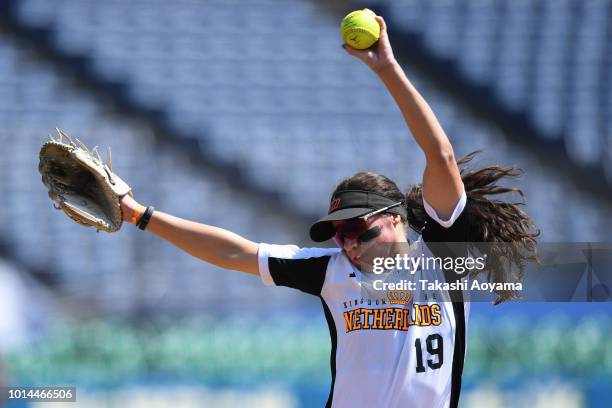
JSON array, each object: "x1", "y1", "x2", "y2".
[{"x1": 129, "y1": 204, "x2": 146, "y2": 225}]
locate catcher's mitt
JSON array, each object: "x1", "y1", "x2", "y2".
[{"x1": 39, "y1": 129, "x2": 131, "y2": 232}]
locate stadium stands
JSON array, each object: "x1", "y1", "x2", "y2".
[
  {"x1": 382, "y1": 0, "x2": 612, "y2": 172},
  {"x1": 1, "y1": 0, "x2": 611, "y2": 316},
  {"x1": 0, "y1": 36, "x2": 312, "y2": 315}
]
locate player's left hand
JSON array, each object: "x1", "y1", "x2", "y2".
[
  {"x1": 120, "y1": 193, "x2": 143, "y2": 223},
  {"x1": 342, "y1": 16, "x2": 397, "y2": 74}
]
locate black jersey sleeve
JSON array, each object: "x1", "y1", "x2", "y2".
[
  {"x1": 422, "y1": 192, "x2": 471, "y2": 288},
  {"x1": 422, "y1": 191, "x2": 470, "y2": 243},
  {"x1": 258, "y1": 244, "x2": 340, "y2": 296}
]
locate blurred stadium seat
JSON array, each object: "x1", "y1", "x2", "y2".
[
  {"x1": 0, "y1": 34, "x2": 315, "y2": 317},
  {"x1": 381, "y1": 0, "x2": 612, "y2": 176}
]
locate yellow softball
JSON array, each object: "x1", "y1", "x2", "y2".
[{"x1": 340, "y1": 9, "x2": 380, "y2": 50}]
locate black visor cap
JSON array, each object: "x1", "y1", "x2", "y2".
[{"x1": 309, "y1": 190, "x2": 406, "y2": 242}]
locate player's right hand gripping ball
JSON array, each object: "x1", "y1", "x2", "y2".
[{"x1": 340, "y1": 9, "x2": 380, "y2": 50}]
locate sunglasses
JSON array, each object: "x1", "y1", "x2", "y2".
[
  {"x1": 333, "y1": 202, "x2": 402, "y2": 247},
  {"x1": 334, "y1": 219, "x2": 382, "y2": 247}
]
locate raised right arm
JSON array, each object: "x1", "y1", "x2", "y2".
[{"x1": 120, "y1": 195, "x2": 260, "y2": 275}]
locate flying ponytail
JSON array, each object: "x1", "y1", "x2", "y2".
[{"x1": 404, "y1": 151, "x2": 540, "y2": 304}]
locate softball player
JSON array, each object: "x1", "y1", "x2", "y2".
[{"x1": 120, "y1": 15, "x2": 538, "y2": 408}]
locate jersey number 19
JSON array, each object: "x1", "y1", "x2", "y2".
[{"x1": 414, "y1": 334, "x2": 444, "y2": 373}]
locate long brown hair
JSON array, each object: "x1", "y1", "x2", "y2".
[{"x1": 333, "y1": 151, "x2": 540, "y2": 304}]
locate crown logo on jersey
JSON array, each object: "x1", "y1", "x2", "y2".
[
  {"x1": 329, "y1": 197, "x2": 342, "y2": 212},
  {"x1": 387, "y1": 290, "x2": 413, "y2": 306}
]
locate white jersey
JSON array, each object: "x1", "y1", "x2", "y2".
[{"x1": 258, "y1": 193, "x2": 470, "y2": 408}]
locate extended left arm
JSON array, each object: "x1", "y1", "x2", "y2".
[
  {"x1": 377, "y1": 62, "x2": 463, "y2": 220},
  {"x1": 343, "y1": 15, "x2": 463, "y2": 220}
]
